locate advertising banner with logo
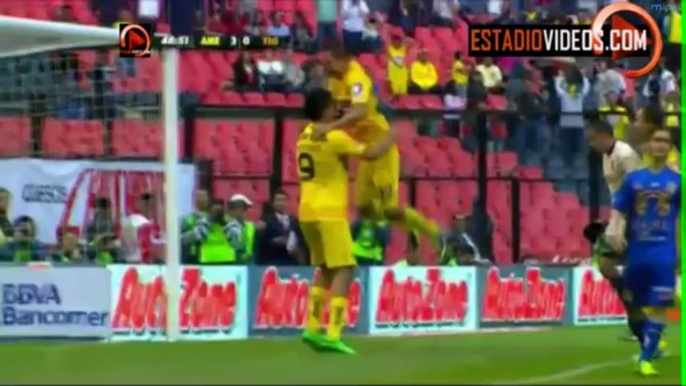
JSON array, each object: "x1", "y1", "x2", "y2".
[
  {"x1": 0, "y1": 266, "x2": 111, "y2": 338},
  {"x1": 108, "y1": 265, "x2": 248, "y2": 341},
  {"x1": 368, "y1": 267, "x2": 477, "y2": 335},
  {"x1": 248, "y1": 266, "x2": 369, "y2": 336},
  {"x1": 478, "y1": 266, "x2": 571, "y2": 328},
  {"x1": 0, "y1": 158, "x2": 196, "y2": 243},
  {"x1": 572, "y1": 266, "x2": 627, "y2": 326}
]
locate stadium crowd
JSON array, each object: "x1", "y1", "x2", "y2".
[{"x1": 0, "y1": 0, "x2": 680, "y2": 266}]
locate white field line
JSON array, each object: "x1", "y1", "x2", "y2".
[
  {"x1": 490, "y1": 352, "x2": 677, "y2": 385},
  {"x1": 488, "y1": 358, "x2": 630, "y2": 385}
]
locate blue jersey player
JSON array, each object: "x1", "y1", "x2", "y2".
[{"x1": 608, "y1": 127, "x2": 680, "y2": 376}]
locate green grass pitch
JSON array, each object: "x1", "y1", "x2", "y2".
[{"x1": 0, "y1": 325, "x2": 679, "y2": 384}]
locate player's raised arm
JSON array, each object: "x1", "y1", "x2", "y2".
[
  {"x1": 329, "y1": 129, "x2": 396, "y2": 160},
  {"x1": 304, "y1": 87, "x2": 395, "y2": 160}
]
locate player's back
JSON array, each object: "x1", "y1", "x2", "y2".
[
  {"x1": 296, "y1": 125, "x2": 350, "y2": 222},
  {"x1": 328, "y1": 60, "x2": 389, "y2": 143},
  {"x1": 619, "y1": 167, "x2": 681, "y2": 262}
]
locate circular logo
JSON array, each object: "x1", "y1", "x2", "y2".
[
  {"x1": 590, "y1": 3, "x2": 663, "y2": 78},
  {"x1": 120, "y1": 24, "x2": 151, "y2": 58}
]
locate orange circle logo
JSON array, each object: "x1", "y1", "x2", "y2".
[
  {"x1": 591, "y1": 3, "x2": 663, "y2": 78},
  {"x1": 119, "y1": 24, "x2": 151, "y2": 58}
]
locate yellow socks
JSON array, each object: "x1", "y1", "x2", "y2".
[
  {"x1": 326, "y1": 296, "x2": 348, "y2": 340},
  {"x1": 305, "y1": 286, "x2": 327, "y2": 333},
  {"x1": 400, "y1": 207, "x2": 440, "y2": 239}
]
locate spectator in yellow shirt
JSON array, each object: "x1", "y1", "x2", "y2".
[
  {"x1": 450, "y1": 52, "x2": 469, "y2": 95},
  {"x1": 599, "y1": 90, "x2": 630, "y2": 140},
  {"x1": 409, "y1": 49, "x2": 441, "y2": 94},
  {"x1": 386, "y1": 34, "x2": 409, "y2": 97},
  {"x1": 475, "y1": 57, "x2": 503, "y2": 93}
]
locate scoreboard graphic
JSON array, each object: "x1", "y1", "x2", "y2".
[{"x1": 119, "y1": 23, "x2": 290, "y2": 57}]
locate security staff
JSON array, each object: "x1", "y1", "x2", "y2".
[
  {"x1": 181, "y1": 189, "x2": 210, "y2": 263},
  {"x1": 225, "y1": 194, "x2": 256, "y2": 261},
  {"x1": 196, "y1": 199, "x2": 237, "y2": 264},
  {"x1": 351, "y1": 218, "x2": 391, "y2": 266}
]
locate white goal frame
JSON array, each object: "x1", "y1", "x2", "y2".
[{"x1": 0, "y1": 16, "x2": 181, "y2": 341}]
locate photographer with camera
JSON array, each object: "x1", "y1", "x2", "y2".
[
  {"x1": 85, "y1": 196, "x2": 120, "y2": 264},
  {"x1": 0, "y1": 216, "x2": 47, "y2": 262},
  {"x1": 194, "y1": 198, "x2": 241, "y2": 265}
]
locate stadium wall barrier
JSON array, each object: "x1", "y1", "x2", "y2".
[
  {"x1": 367, "y1": 266, "x2": 478, "y2": 335},
  {"x1": 0, "y1": 266, "x2": 111, "y2": 339},
  {"x1": 247, "y1": 266, "x2": 370, "y2": 336},
  {"x1": 477, "y1": 265, "x2": 572, "y2": 328},
  {"x1": 108, "y1": 265, "x2": 249, "y2": 342},
  {"x1": 0, "y1": 158, "x2": 197, "y2": 244},
  {"x1": 571, "y1": 266, "x2": 627, "y2": 326}
]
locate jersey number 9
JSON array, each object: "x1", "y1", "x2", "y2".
[{"x1": 298, "y1": 153, "x2": 315, "y2": 180}]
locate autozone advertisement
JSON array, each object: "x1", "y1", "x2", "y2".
[
  {"x1": 368, "y1": 267, "x2": 477, "y2": 335},
  {"x1": 478, "y1": 266, "x2": 571, "y2": 327},
  {"x1": 0, "y1": 158, "x2": 196, "y2": 243},
  {"x1": 108, "y1": 265, "x2": 248, "y2": 341},
  {"x1": 0, "y1": 266, "x2": 111, "y2": 338},
  {"x1": 572, "y1": 266, "x2": 626, "y2": 326},
  {"x1": 248, "y1": 266, "x2": 369, "y2": 336}
]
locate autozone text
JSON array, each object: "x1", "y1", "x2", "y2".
[
  {"x1": 374, "y1": 268, "x2": 469, "y2": 326},
  {"x1": 481, "y1": 267, "x2": 567, "y2": 322},
  {"x1": 112, "y1": 267, "x2": 239, "y2": 335},
  {"x1": 253, "y1": 267, "x2": 362, "y2": 329}
]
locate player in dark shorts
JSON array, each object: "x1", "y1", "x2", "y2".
[{"x1": 583, "y1": 220, "x2": 645, "y2": 342}]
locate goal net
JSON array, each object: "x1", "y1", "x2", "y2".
[{"x1": 0, "y1": 15, "x2": 183, "y2": 340}]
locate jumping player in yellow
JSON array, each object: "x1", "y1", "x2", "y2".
[
  {"x1": 298, "y1": 88, "x2": 396, "y2": 354},
  {"x1": 313, "y1": 46, "x2": 446, "y2": 256}
]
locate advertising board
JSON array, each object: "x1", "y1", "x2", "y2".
[
  {"x1": 368, "y1": 266, "x2": 477, "y2": 335},
  {"x1": 479, "y1": 266, "x2": 571, "y2": 327},
  {"x1": 0, "y1": 266, "x2": 111, "y2": 338},
  {"x1": 248, "y1": 266, "x2": 369, "y2": 336},
  {"x1": 572, "y1": 266, "x2": 626, "y2": 326},
  {"x1": 109, "y1": 265, "x2": 248, "y2": 341}
]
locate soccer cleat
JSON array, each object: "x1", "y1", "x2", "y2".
[
  {"x1": 301, "y1": 330, "x2": 327, "y2": 352},
  {"x1": 319, "y1": 337, "x2": 356, "y2": 354},
  {"x1": 637, "y1": 361, "x2": 659, "y2": 376}
]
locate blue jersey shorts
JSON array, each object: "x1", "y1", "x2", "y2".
[{"x1": 624, "y1": 260, "x2": 676, "y2": 307}]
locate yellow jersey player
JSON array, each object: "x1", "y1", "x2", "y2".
[
  {"x1": 312, "y1": 45, "x2": 447, "y2": 257},
  {"x1": 298, "y1": 88, "x2": 396, "y2": 354}
]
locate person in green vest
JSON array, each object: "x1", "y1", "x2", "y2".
[
  {"x1": 0, "y1": 216, "x2": 46, "y2": 262},
  {"x1": 52, "y1": 227, "x2": 86, "y2": 263},
  {"x1": 225, "y1": 194, "x2": 256, "y2": 261},
  {"x1": 181, "y1": 189, "x2": 210, "y2": 264},
  {"x1": 194, "y1": 198, "x2": 238, "y2": 265},
  {"x1": 351, "y1": 216, "x2": 391, "y2": 266}
]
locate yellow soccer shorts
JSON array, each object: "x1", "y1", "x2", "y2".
[
  {"x1": 354, "y1": 145, "x2": 400, "y2": 215},
  {"x1": 300, "y1": 221, "x2": 356, "y2": 268}
]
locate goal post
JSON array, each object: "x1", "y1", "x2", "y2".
[{"x1": 0, "y1": 16, "x2": 181, "y2": 341}]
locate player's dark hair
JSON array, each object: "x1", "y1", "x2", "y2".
[
  {"x1": 326, "y1": 42, "x2": 351, "y2": 59},
  {"x1": 587, "y1": 119, "x2": 614, "y2": 137},
  {"x1": 642, "y1": 102, "x2": 665, "y2": 127},
  {"x1": 304, "y1": 88, "x2": 333, "y2": 121},
  {"x1": 650, "y1": 125, "x2": 673, "y2": 140}
]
